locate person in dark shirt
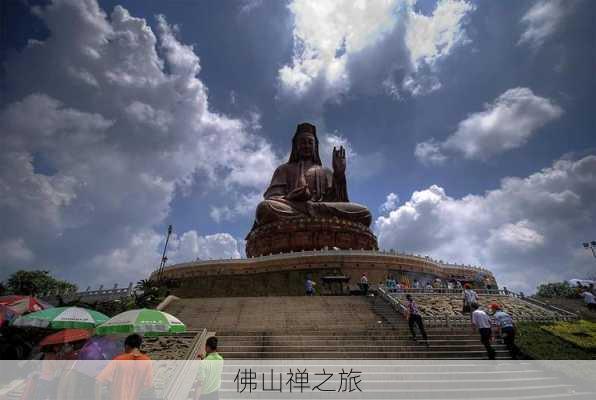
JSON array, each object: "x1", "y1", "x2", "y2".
[{"x1": 405, "y1": 294, "x2": 428, "y2": 346}]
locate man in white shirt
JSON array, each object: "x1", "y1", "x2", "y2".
[
  {"x1": 471, "y1": 303, "x2": 496, "y2": 360},
  {"x1": 581, "y1": 289, "x2": 596, "y2": 310}
]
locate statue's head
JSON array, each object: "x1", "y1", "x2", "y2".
[{"x1": 289, "y1": 122, "x2": 322, "y2": 165}]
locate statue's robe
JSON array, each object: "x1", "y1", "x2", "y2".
[{"x1": 255, "y1": 162, "x2": 372, "y2": 227}]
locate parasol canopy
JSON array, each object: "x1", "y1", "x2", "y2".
[
  {"x1": 12, "y1": 306, "x2": 109, "y2": 329},
  {"x1": 0, "y1": 304, "x2": 18, "y2": 327},
  {"x1": 39, "y1": 328, "x2": 91, "y2": 347},
  {"x1": 78, "y1": 335, "x2": 124, "y2": 361},
  {"x1": 0, "y1": 295, "x2": 53, "y2": 315},
  {"x1": 95, "y1": 308, "x2": 185, "y2": 335}
]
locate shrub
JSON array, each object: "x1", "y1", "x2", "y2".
[
  {"x1": 516, "y1": 322, "x2": 593, "y2": 359},
  {"x1": 542, "y1": 320, "x2": 596, "y2": 352},
  {"x1": 536, "y1": 281, "x2": 577, "y2": 298}
]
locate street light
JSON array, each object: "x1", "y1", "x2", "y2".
[{"x1": 157, "y1": 225, "x2": 173, "y2": 282}]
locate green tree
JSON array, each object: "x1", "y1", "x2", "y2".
[
  {"x1": 6, "y1": 270, "x2": 77, "y2": 296},
  {"x1": 536, "y1": 281, "x2": 576, "y2": 298},
  {"x1": 135, "y1": 279, "x2": 156, "y2": 293}
]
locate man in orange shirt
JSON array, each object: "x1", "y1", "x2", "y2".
[{"x1": 95, "y1": 334, "x2": 153, "y2": 400}]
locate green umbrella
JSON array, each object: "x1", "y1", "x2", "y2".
[
  {"x1": 95, "y1": 309, "x2": 186, "y2": 335},
  {"x1": 12, "y1": 307, "x2": 109, "y2": 329}
]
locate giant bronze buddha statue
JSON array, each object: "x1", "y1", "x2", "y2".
[
  {"x1": 246, "y1": 122, "x2": 377, "y2": 257},
  {"x1": 255, "y1": 122, "x2": 372, "y2": 226}
]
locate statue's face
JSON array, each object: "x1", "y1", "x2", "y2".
[{"x1": 296, "y1": 131, "x2": 315, "y2": 160}]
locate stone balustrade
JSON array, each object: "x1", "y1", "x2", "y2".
[
  {"x1": 158, "y1": 248, "x2": 495, "y2": 283},
  {"x1": 381, "y1": 287, "x2": 577, "y2": 327},
  {"x1": 164, "y1": 248, "x2": 490, "y2": 272},
  {"x1": 41, "y1": 282, "x2": 134, "y2": 305}
]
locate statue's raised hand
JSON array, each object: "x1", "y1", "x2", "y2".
[{"x1": 332, "y1": 146, "x2": 346, "y2": 175}]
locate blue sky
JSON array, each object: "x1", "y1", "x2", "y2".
[{"x1": 1, "y1": 0, "x2": 595, "y2": 292}]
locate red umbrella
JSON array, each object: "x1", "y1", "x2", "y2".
[
  {"x1": 0, "y1": 304, "x2": 17, "y2": 327},
  {"x1": 39, "y1": 329, "x2": 91, "y2": 347},
  {"x1": 0, "y1": 295, "x2": 53, "y2": 315}
]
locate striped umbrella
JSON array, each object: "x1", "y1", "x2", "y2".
[
  {"x1": 96, "y1": 309, "x2": 185, "y2": 335},
  {"x1": 12, "y1": 307, "x2": 109, "y2": 329}
]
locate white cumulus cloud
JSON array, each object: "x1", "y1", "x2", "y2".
[
  {"x1": 518, "y1": 0, "x2": 578, "y2": 49},
  {"x1": 414, "y1": 138, "x2": 447, "y2": 165},
  {"x1": 415, "y1": 87, "x2": 563, "y2": 164},
  {"x1": 376, "y1": 155, "x2": 596, "y2": 292},
  {"x1": 319, "y1": 133, "x2": 386, "y2": 180},
  {"x1": 0, "y1": 0, "x2": 275, "y2": 285},
  {"x1": 380, "y1": 192, "x2": 400, "y2": 213},
  {"x1": 169, "y1": 231, "x2": 241, "y2": 262},
  {"x1": 405, "y1": 0, "x2": 475, "y2": 70},
  {"x1": 210, "y1": 192, "x2": 263, "y2": 223},
  {"x1": 0, "y1": 239, "x2": 36, "y2": 264},
  {"x1": 279, "y1": 0, "x2": 475, "y2": 103}
]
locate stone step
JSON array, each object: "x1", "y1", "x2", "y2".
[
  {"x1": 219, "y1": 338, "x2": 493, "y2": 346},
  {"x1": 213, "y1": 387, "x2": 592, "y2": 400},
  {"x1": 175, "y1": 295, "x2": 516, "y2": 360},
  {"x1": 219, "y1": 350, "x2": 513, "y2": 359},
  {"x1": 216, "y1": 369, "x2": 551, "y2": 378},
  {"x1": 219, "y1": 345, "x2": 509, "y2": 353},
  {"x1": 213, "y1": 327, "x2": 475, "y2": 332},
  {"x1": 213, "y1": 332, "x2": 484, "y2": 338},
  {"x1": 216, "y1": 377, "x2": 564, "y2": 390}
]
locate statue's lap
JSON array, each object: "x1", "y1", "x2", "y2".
[{"x1": 256, "y1": 198, "x2": 372, "y2": 227}]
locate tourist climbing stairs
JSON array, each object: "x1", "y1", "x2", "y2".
[{"x1": 165, "y1": 296, "x2": 512, "y2": 359}]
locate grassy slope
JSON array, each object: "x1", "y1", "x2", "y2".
[
  {"x1": 542, "y1": 320, "x2": 596, "y2": 351},
  {"x1": 516, "y1": 322, "x2": 595, "y2": 359}
]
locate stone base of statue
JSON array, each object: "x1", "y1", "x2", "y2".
[{"x1": 245, "y1": 217, "x2": 378, "y2": 258}]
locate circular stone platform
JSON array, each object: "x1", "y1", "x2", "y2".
[{"x1": 245, "y1": 217, "x2": 378, "y2": 257}]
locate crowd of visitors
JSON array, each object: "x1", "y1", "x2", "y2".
[
  {"x1": 394, "y1": 279, "x2": 521, "y2": 360},
  {"x1": 18, "y1": 333, "x2": 223, "y2": 400},
  {"x1": 385, "y1": 276, "x2": 475, "y2": 293},
  {"x1": 302, "y1": 272, "x2": 492, "y2": 297},
  {"x1": 467, "y1": 302, "x2": 520, "y2": 360}
]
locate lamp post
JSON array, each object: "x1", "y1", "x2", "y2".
[
  {"x1": 583, "y1": 241, "x2": 596, "y2": 260},
  {"x1": 157, "y1": 225, "x2": 173, "y2": 282}
]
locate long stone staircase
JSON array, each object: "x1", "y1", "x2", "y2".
[
  {"x1": 164, "y1": 296, "x2": 512, "y2": 359},
  {"x1": 160, "y1": 296, "x2": 596, "y2": 400}
]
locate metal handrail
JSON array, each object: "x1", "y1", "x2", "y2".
[
  {"x1": 378, "y1": 287, "x2": 408, "y2": 317},
  {"x1": 162, "y1": 328, "x2": 208, "y2": 400},
  {"x1": 518, "y1": 296, "x2": 578, "y2": 319}
]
